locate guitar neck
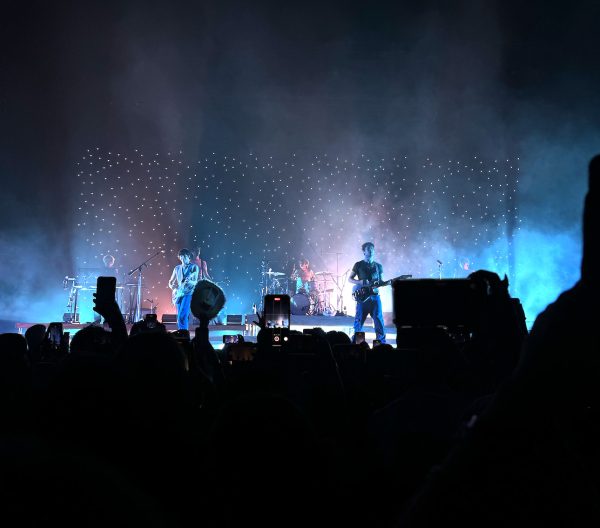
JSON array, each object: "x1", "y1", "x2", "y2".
[{"x1": 373, "y1": 275, "x2": 411, "y2": 287}]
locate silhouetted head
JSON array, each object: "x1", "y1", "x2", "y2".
[
  {"x1": 0, "y1": 333, "x2": 30, "y2": 372},
  {"x1": 24, "y1": 324, "x2": 46, "y2": 362},
  {"x1": 468, "y1": 269, "x2": 510, "y2": 298},
  {"x1": 70, "y1": 325, "x2": 113, "y2": 356},
  {"x1": 325, "y1": 330, "x2": 352, "y2": 347}
]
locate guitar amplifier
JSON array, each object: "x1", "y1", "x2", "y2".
[
  {"x1": 161, "y1": 313, "x2": 177, "y2": 323},
  {"x1": 226, "y1": 314, "x2": 244, "y2": 325}
]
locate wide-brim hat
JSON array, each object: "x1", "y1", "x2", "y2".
[{"x1": 191, "y1": 280, "x2": 226, "y2": 320}]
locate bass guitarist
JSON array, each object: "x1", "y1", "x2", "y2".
[
  {"x1": 168, "y1": 248, "x2": 199, "y2": 330},
  {"x1": 349, "y1": 242, "x2": 386, "y2": 344}
]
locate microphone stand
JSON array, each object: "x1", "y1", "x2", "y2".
[{"x1": 128, "y1": 250, "x2": 163, "y2": 322}]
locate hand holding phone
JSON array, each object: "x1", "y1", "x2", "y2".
[{"x1": 355, "y1": 331, "x2": 365, "y2": 345}]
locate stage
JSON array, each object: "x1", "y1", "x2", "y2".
[{"x1": 15, "y1": 314, "x2": 397, "y2": 347}]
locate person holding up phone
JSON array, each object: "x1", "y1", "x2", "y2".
[{"x1": 168, "y1": 248, "x2": 199, "y2": 330}]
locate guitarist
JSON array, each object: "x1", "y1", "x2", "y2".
[
  {"x1": 349, "y1": 242, "x2": 386, "y2": 344},
  {"x1": 168, "y1": 248, "x2": 199, "y2": 330}
]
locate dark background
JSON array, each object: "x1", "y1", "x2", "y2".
[{"x1": 1, "y1": 0, "x2": 599, "y2": 323}]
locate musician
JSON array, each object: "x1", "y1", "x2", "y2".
[
  {"x1": 168, "y1": 249, "x2": 199, "y2": 330},
  {"x1": 298, "y1": 259, "x2": 315, "y2": 282},
  {"x1": 100, "y1": 254, "x2": 119, "y2": 276},
  {"x1": 102, "y1": 254, "x2": 115, "y2": 269},
  {"x1": 194, "y1": 247, "x2": 212, "y2": 280},
  {"x1": 292, "y1": 258, "x2": 316, "y2": 293},
  {"x1": 348, "y1": 242, "x2": 386, "y2": 344}
]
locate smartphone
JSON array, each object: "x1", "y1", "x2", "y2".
[
  {"x1": 145, "y1": 313, "x2": 158, "y2": 328},
  {"x1": 96, "y1": 276, "x2": 117, "y2": 304},
  {"x1": 263, "y1": 294, "x2": 291, "y2": 346},
  {"x1": 373, "y1": 339, "x2": 381, "y2": 347},
  {"x1": 47, "y1": 322, "x2": 63, "y2": 347},
  {"x1": 223, "y1": 334, "x2": 239, "y2": 344},
  {"x1": 355, "y1": 331, "x2": 365, "y2": 345}
]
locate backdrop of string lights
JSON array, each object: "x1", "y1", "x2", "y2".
[{"x1": 75, "y1": 148, "x2": 520, "y2": 317}]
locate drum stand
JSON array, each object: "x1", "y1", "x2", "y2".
[
  {"x1": 331, "y1": 270, "x2": 350, "y2": 316},
  {"x1": 308, "y1": 276, "x2": 336, "y2": 316},
  {"x1": 319, "y1": 250, "x2": 349, "y2": 316}
]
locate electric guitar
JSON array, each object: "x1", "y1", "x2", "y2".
[
  {"x1": 352, "y1": 274, "x2": 412, "y2": 303},
  {"x1": 171, "y1": 276, "x2": 197, "y2": 304}
]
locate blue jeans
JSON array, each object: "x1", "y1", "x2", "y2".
[
  {"x1": 176, "y1": 294, "x2": 192, "y2": 330},
  {"x1": 353, "y1": 295, "x2": 386, "y2": 343}
]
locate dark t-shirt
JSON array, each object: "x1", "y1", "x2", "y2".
[{"x1": 351, "y1": 260, "x2": 383, "y2": 285}]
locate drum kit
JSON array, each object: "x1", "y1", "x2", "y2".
[{"x1": 260, "y1": 262, "x2": 338, "y2": 316}]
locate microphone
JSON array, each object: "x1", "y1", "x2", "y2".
[{"x1": 437, "y1": 260, "x2": 443, "y2": 265}]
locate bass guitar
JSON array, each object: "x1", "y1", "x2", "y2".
[{"x1": 352, "y1": 274, "x2": 412, "y2": 303}]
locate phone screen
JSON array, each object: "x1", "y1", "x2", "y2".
[
  {"x1": 355, "y1": 331, "x2": 365, "y2": 344},
  {"x1": 223, "y1": 334, "x2": 239, "y2": 344},
  {"x1": 47, "y1": 322, "x2": 63, "y2": 347},
  {"x1": 264, "y1": 294, "x2": 290, "y2": 346},
  {"x1": 264, "y1": 295, "x2": 291, "y2": 329},
  {"x1": 96, "y1": 276, "x2": 117, "y2": 304}
]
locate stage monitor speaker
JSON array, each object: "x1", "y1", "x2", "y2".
[
  {"x1": 161, "y1": 313, "x2": 177, "y2": 323},
  {"x1": 226, "y1": 314, "x2": 243, "y2": 325}
]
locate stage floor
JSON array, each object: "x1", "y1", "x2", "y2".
[{"x1": 15, "y1": 314, "x2": 397, "y2": 347}]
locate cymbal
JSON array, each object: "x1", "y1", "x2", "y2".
[
  {"x1": 314, "y1": 271, "x2": 331, "y2": 275},
  {"x1": 264, "y1": 271, "x2": 285, "y2": 276}
]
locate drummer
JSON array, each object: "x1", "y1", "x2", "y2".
[{"x1": 294, "y1": 258, "x2": 316, "y2": 292}]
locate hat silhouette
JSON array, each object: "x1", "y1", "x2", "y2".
[{"x1": 191, "y1": 280, "x2": 226, "y2": 320}]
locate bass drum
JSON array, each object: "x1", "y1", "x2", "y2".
[{"x1": 291, "y1": 293, "x2": 311, "y2": 315}]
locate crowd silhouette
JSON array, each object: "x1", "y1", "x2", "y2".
[{"x1": 0, "y1": 155, "x2": 598, "y2": 527}]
